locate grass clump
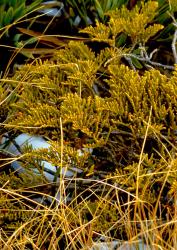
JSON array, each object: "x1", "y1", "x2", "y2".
[
  {"x1": 1, "y1": 0, "x2": 177, "y2": 249},
  {"x1": 1, "y1": 43, "x2": 177, "y2": 249}
]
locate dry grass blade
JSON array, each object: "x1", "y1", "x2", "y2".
[{"x1": 17, "y1": 28, "x2": 91, "y2": 47}]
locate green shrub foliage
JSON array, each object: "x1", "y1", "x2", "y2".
[
  {"x1": 1, "y1": 0, "x2": 177, "y2": 247},
  {"x1": 5, "y1": 40, "x2": 177, "y2": 192}
]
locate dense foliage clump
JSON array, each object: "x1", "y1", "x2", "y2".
[{"x1": 1, "y1": 1, "x2": 177, "y2": 249}]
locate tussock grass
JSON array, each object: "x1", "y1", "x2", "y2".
[
  {"x1": 0, "y1": 81, "x2": 177, "y2": 249},
  {"x1": 1, "y1": 69, "x2": 177, "y2": 250},
  {"x1": 0, "y1": 143, "x2": 177, "y2": 249},
  {"x1": 1, "y1": 9, "x2": 177, "y2": 249}
]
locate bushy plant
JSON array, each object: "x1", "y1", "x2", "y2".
[{"x1": 1, "y1": 0, "x2": 177, "y2": 249}]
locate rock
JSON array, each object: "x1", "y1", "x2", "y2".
[
  {"x1": 0, "y1": 133, "x2": 83, "y2": 182},
  {"x1": 90, "y1": 239, "x2": 150, "y2": 250}
]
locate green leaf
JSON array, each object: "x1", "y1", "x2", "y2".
[
  {"x1": 131, "y1": 56, "x2": 143, "y2": 69},
  {"x1": 3, "y1": 7, "x2": 14, "y2": 26},
  {"x1": 116, "y1": 33, "x2": 127, "y2": 47},
  {"x1": 0, "y1": 4, "x2": 5, "y2": 28},
  {"x1": 13, "y1": 33, "x2": 22, "y2": 44},
  {"x1": 10, "y1": 0, "x2": 17, "y2": 8},
  {"x1": 19, "y1": 51, "x2": 35, "y2": 59},
  {"x1": 93, "y1": 0, "x2": 105, "y2": 20},
  {"x1": 111, "y1": 0, "x2": 128, "y2": 9},
  {"x1": 13, "y1": 2, "x2": 26, "y2": 20},
  {"x1": 155, "y1": 23, "x2": 175, "y2": 41},
  {"x1": 102, "y1": 0, "x2": 112, "y2": 12},
  {"x1": 26, "y1": 0, "x2": 43, "y2": 14},
  {"x1": 24, "y1": 37, "x2": 38, "y2": 45}
]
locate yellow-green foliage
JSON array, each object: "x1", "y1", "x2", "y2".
[
  {"x1": 1, "y1": 1, "x2": 177, "y2": 246},
  {"x1": 169, "y1": 0, "x2": 177, "y2": 12},
  {"x1": 6, "y1": 41, "x2": 177, "y2": 137},
  {"x1": 4, "y1": 39, "x2": 177, "y2": 197},
  {"x1": 81, "y1": 1, "x2": 164, "y2": 46}
]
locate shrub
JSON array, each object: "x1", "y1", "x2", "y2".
[{"x1": 1, "y1": 1, "x2": 177, "y2": 248}]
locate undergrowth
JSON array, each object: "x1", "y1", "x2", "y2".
[
  {"x1": 1, "y1": 138, "x2": 177, "y2": 249},
  {"x1": 1, "y1": 1, "x2": 177, "y2": 249}
]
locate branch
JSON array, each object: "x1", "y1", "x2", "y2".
[
  {"x1": 172, "y1": 23, "x2": 177, "y2": 64},
  {"x1": 124, "y1": 53, "x2": 175, "y2": 70}
]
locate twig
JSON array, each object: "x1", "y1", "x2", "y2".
[
  {"x1": 124, "y1": 53, "x2": 175, "y2": 70},
  {"x1": 172, "y1": 23, "x2": 177, "y2": 64},
  {"x1": 124, "y1": 55, "x2": 136, "y2": 71}
]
